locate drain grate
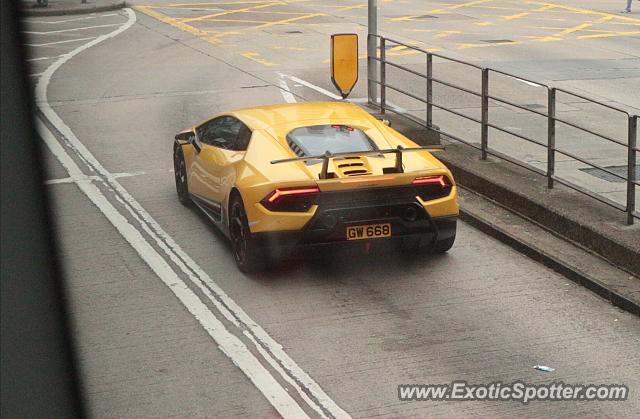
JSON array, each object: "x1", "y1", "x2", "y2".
[{"x1": 580, "y1": 165, "x2": 639, "y2": 183}]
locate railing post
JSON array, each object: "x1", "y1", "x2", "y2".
[
  {"x1": 627, "y1": 115, "x2": 637, "y2": 225},
  {"x1": 367, "y1": 34, "x2": 374, "y2": 105},
  {"x1": 380, "y1": 37, "x2": 386, "y2": 115},
  {"x1": 547, "y1": 88, "x2": 556, "y2": 189},
  {"x1": 481, "y1": 68, "x2": 489, "y2": 160},
  {"x1": 367, "y1": 0, "x2": 378, "y2": 105},
  {"x1": 426, "y1": 54, "x2": 433, "y2": 130}
]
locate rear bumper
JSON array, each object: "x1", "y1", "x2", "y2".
[{"x1": 251, "y1": 212, "x2": 457, "y2": 250}]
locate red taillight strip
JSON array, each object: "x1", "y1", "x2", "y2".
[
  {"x1": 412, "y1": 175, "x2": 449, "y2": 187},
  {"x1": 266, "y1": 187, "x2": 320, "y2": 203}
]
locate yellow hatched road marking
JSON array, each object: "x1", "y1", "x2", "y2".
[
  {"x1": 252, "y1": 12, "x2": 325, "y2": 29},
  {"x1": 241, "y1": 51, "x2": 277, "y2": 66},
  {"x1": 204, "y1": 18, "x2": 272, "y2": 23},
  {"x1": 243, "y1": 10, "x2": 310, "y2": 14},
  {"x1": 520, "y1": 35, "x2": 563, "y2": 42},
  {"x1": 524, "y1": 0, "x2": 640, "y2": 23},
  {"x1": 330, "y1": 4, "x2": 367, "y2": 12},
  {"x1": 179, "y1": 2, "x2": 279, "y2": 23},
  {"x1": 553, "y1": 16, "x2": 612, "y2": 36},
  {"x1": 134, "y1": 5, "x2": 212, "y2": 37},
  {"x1": 434, "y1": 30, "x2": 463, "y2": 39},
  {"x1": 390, "y1": 0, "x2": 494, "y2": 21},
  {"x1": 456, "y1": 40, "x2": 523, "y2": 49},
  {"x1": 578, "y1": 31, "x2": 640, "y2": 39},
  {"x1": 168, "y1": 0, "x2": 305, "y2": 5},
  {"x1": 500, "y1": 4, "x2": 555, "y2": 21},
  {"x1": 138, "y1": 0, "x2": 640, "y2": 62}
]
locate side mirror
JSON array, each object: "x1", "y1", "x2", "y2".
[{"x1": 175, "y1": 131, "x2": 200, "y2": 153}]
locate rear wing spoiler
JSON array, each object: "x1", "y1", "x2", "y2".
[{"x1": 270, "y1": 145, "x2": 445, "y2": 180}]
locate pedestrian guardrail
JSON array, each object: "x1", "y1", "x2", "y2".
[{"x1": 367, "y1": 34, "x2": 639, "y2": 225}]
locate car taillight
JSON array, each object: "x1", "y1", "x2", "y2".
[
  {"x1": 261, "y1": 186, "x2": 320, "y2": 212},
  {"x1": 412, "y1": 175, "x2": 452, "y2": 201}
]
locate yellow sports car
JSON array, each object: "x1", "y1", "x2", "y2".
[{"x1": 173, "y1": 102, "x2": 458, "y2": 272}]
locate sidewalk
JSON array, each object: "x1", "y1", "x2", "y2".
[{"x1": 20, "y1": 0, "x2": 125, "y2": 16}]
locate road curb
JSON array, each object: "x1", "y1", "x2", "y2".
[
  {"x1": 20, "y1": 1, "x2": 126, "y2": 16},
  {"x1": 439, "y1": 151, "x2": 640, "y2": 276},
  {"x1": 458, "y1": 198, "x2": 640, "y2": 316}
]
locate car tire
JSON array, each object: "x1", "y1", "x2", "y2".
[
  {"x1": 173, "y1": 145, "x2": 191, "y2": 206},
  {"x1": 229, "y1": 194, "x2": 265, "y2": 273},
  {"x1": 428, "y1": 235, "x2": 456, "y2": 254}
]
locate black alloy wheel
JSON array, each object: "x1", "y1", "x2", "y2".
[
  {"x1": 229, "y1": 195, "x2": 264, "y2": 272},
  {"x1": 174, "y1": 145, "x2": 190, "y2": 206}
]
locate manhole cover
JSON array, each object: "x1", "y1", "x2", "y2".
[
  {"x1": 416, "y1": 15, "x2": 438, "y2": 19},
  {"x1": 524, "y1": 103, "x2": 545, "y2": 110},
  {"x1": 481, "y1": 39, "x2": 514, "y2": 43},
  {"x1": 580, "y1": 165, "x2": 639, "y2": 183},
  {"x1": 285, "y1": 30, "x2": 302, "y2": 34}
]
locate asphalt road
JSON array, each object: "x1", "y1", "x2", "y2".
[{"x1": 22, "y1": 2, "x2": 640, "y2": 417}]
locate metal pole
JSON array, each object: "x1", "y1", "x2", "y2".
[
  {"x1": 367, "y1": 0, "x2": 378, "y2": 105},
  {"x1": 547, "y1": 88, "x2": 556, "y2": 189},
  {"x1": 481, "y1": 68, "x2": 489, "y2": 160},
  {"x1": 426, "y1": 54, "x2": 433, "y2": 130},
  {"x1": 627, "y1": 115, "x2": 637, "y2": 225},
  {"x1": 380, "y1": 37, "x2": 386, "y2": 115}
]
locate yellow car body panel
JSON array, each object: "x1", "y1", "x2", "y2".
[{"x1": 176, "y1": 101, "x2": 458, "y2": 236}]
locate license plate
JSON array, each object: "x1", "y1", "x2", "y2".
[{"x1": 346, "y1": 223, "x2": 391, "y2": 240}]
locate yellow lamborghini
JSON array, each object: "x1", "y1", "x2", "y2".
[{"x1": 173, "y1": 102, "x2": 458, "y2": 272}]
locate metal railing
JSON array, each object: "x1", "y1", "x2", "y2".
[{"x1": 368, "y1": 35, "x2": 639, "y2": 225}]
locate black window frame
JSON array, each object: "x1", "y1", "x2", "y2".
[{"x1": 196, "y1": 116, "x2": 252, "y2": 151}]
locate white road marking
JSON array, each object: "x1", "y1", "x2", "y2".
[
  {"x1": 283, "y1": 74, "x2": 343, "y2": 100},
  {"x1": 38, "y1": 118, "x2": 309, "y2": 419},
  {"x1": 282, "y1": 76, "x2": 409, "y2": 114},
  {"x1": 46, "y1": 176, "x2": 75, "y2": 185},
  {"x1": 27, "y1": 55, "x2": 63, "y2": 62},
  {"x1": 29, "y1": 73, "x2": 43, "y2": 77},
  {"x1": 27, "y1": 13, "x2": 119, "y2": 24},
  {"x1": 277, "y1": 72, "x2": 297, "y2": 103},
  {"x1": 24, "y1": 23, "x2": 122, "y2": 35},
  {"x1": 35, "y1": 8, "x2": 349, "y2": 419},
  {"x1": 26, "y1": 37, "x2": 96, "y2": 47},
  {"x1": 45, "y1": 171, "x2": 146, "y2": 185}
]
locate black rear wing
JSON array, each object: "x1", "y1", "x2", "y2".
[{"x1": 270, "y1": 145, "x2": 445, "y2": 180}]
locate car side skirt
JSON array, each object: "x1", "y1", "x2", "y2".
[{"x1": 190, "y1": 193, "x2": 230, "y2": 238}]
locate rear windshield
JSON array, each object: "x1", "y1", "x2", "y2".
[{"x1": 286, "y1": 124, "x2": 378, "y2": 157}]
